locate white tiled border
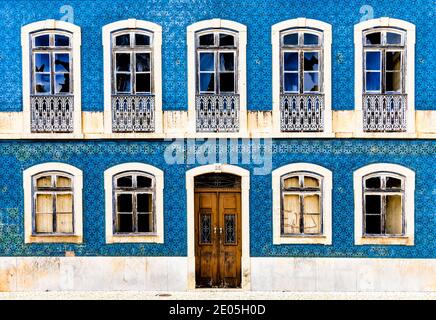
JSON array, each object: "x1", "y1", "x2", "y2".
[
  {"x1": 104, "y1": 162, "x2": 164, "y2": 244},
  {"x1": 272, "y1": 163, "x2": 332, "y2": 245},
  {"x1": 353, "y1": 163, "x2": 415, "y2": 246}
]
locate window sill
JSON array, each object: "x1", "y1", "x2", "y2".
[
  {"x1": 107, "y1": 234, "x2": 163, "y2": 244},
  {"x1": 273, "y1": 235, "x2": 331, "y2": 245},
  {"x1": 355, "y1": 236, "x2": 414, "y2": 246},
  {"x1": 26, "y1": 235, "x2": 83, "y2": 244}
]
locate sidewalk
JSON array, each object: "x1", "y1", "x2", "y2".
[{"x1": 0, "y1": 290, "x2": 435, "y2": 300}]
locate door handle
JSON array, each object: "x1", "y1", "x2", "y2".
[{"x1": 214, "y1": 227, "x2": 218, "y2": 234}]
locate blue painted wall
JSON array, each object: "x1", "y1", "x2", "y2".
[
  {"x1": 0, "y1": 0, "x2": 434, "y2": 111},
  {"x1": 0, "y1": 140, "x2": 434, "y2": 258}
]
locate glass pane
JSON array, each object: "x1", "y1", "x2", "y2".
[
  {"x1": 34, "y1": 34, "x2": 50, "y2": 47},
  {"x1": 136, "y1": 73, "x2": 151, "y2": 93},
  {"x1": 303, "y1": 195, "x2": 321, "y2": 234},
  {"x1": 386, "y1": 195, "x2": 403, "y2": 234},
  {"x1": 35, "y1": 74, "x2": 51, "y2": 93},
  {"x1": 219, "y1": 52, "x2": 234, "y2": 71},
  {"x1": 36, "y1": 176, "x2": 52, "y2": 188},
  {"x1": 304, "y1": 33, "x2": 319, "y2": 45},
  {"x1": 200, "y1": 214, "x2": 211, "y2": 244},
  {"x1": 304, "y1": 72, "x2": 319, "y2": 92},
  {"x1": 387, "y1": 32, "x2": 402, "y2": 45},
  {"x1": 283, "y1": 33, "x2": 298, "y2": 45},
  {"x1": 55, "y1": 74, "x2": 70, "y2": 93},
  {"x1": 219, "y1": 33, "x2": 234, "y2": 46},
  {"x1": 56, "y1": 176, "x2": 71, "y2": 188},
  {"x1": 117, "y1": 176, "x2": 132, "y2": 188},
  {"x1": 283, "y1": 194, "x2": 300, "y2": 234},
  {"x1": 138, "y1": 213, "x2": 152, "y2": 232},
  {"x1": 386, "y1": 72, "x2": 401, "y2": 92},
  {"x1": 365, "y1": 215, "x2": 381, "y2": 234},
  {"x1": 55, "y1": 34, "x2": 70, "y2": 47},
  {"x1": 199, "y1": 73, "x2": 214, "y2": 92},
  {"x1": 284, "y1": 52, "x2": 298, "y2": 71},
  {"x1": 118, "y1": 214, "x2": 133, "y2": 232},
  {"x1": 284, "y1": 73, "x2": 299, "y2": 92},
  {"x1": 365, "y1": 32, "x2": 381, "y2": 45},
  {"x1": 56, "y1": 213, "x2": 73, "y2": 233},
  {"x1": 136, "y1": 53, "x2": 151, "y2": 72},
  {"x1": 35, "y1": 53, "x2": 50, "y2": 72},
  {"x1": 284, "y1": 176, "x2": 299, "y2": 189},
  {"x1": 137, "y1": 193, "x2": 152, "y2": 213},
  {"x1": 116, "y1": 53, "x2": 130, "y2": 71},
  {"x1": 224, "y1": 214, "x2": 236, "y2": 244},
  {"x1": 56, "y1": 194, "x2": 72, "y2": 213},
  {"x1": 199, "y1": 52, "x2": 214, "y2": 71},
  {"x1": 365, "y1": 177, "x2": 381, "y2": 189},
  {"x1": 386, "y1": 177, "x2": 402, "y2": 189},
  {"x1": 304, "y1": 52, "x2": 319, "y2": 71},
  {"x1": 137, "y1": 175, "x2": 152, "y2": 188},
  {"x1": 135, "y1": 33, "x2": 150, "y2": 46},
  {"x1": 366, "y1": 72, "x2": 381, "y2": 91},
  {"x1": 36, "y1": 194, "x2": 53, "y2": 213},
  {"x1": 54, "y1": 53, "x2": 69, "y2": 72},
  {"x1": 365, "y1": 195, "x2": 381, "y2": 214},
  {"x1": 386, "y1": 51, "x2": 401, "y2": 71},
  {"x1": 115, "y1": 34, "x2": 130, "y2": 46},
  {"x1": 117, "y1": 194, "x2": 132, "y2": 212},
  {"x1": 199, "y1": 33, "x2": 214, "y2": 46},
  {"x1": 304, "y1": 176, "x2": 319, "y2": 188},
  {"x1": 116, "y1": 73, "x2": 131, "y2": 93},
  {"x1": 35, "y1": 213, "x2": 53, "y2": 233},
  {"x1": 219, "y1": 73, "x2": 235, "y2": 92},
  {"x1": 366, "y1": 51, "x2": 381, "y2": 70}
]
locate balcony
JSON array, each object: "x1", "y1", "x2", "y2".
[
  {"x1": 363, "y1": 94, "x2": 407, "y2": 132},
  {"x1": 280, "y1": 94, "x2": 324, "y2": 132},
  {"x1": 30, "y1": 95, "x2": 74, "y2": 133},
  {"x1": 195, "y1": 94, "x2": 240, "y2": 132},
  {"x1": 112, "y1": 95, "x2": 155, "y2": 133}
]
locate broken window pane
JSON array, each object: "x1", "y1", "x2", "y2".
[
  {"x1": 386, "y1": 195, "x2": 403, "y2": 234},
  {"x1": 386, "y1": 176, "x2": 402, "y2": 189},
  {"x1": 137, "y1": 175, "x2": 152, "y2": 188},
  {"x1": 35, "y1": 74, "x2": 51, "y2": 94},
  {"x1": 55, "y1": 53, "x2": 70, "y2": 72},
  {"x1": 365, "y1": 32, "x2": 381, "y2": 45},
  {"x1": 35, "y1": 53, "x2": 50, "y2": 72},
  {"x1": 117, "y1": 194, "x2": 132, "y2": 212},
  {"x1": 55, "y1": 34, "x2": 70, "y2": 47},
  {"x1": 304, "y1": 72, "x2": 319, "y2": 92},
  {"x1": 283, "y1": 194, "x2": 300, "y2": 234},
  {"x1": 304, "y1": 52, "x2": 319, "y2": 71},
  {"x1": 55, "y1": 74, "x2": 70, "y2": 93}
]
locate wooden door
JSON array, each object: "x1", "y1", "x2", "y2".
[{"x1": 195, "y1": 191, "x2": 241, "y2": 288}]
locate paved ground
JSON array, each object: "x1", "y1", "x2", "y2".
[{"x1": 0, "y1": 290, "x2": 435, "y2": 300}]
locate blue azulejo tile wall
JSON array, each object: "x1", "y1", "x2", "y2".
[
  {"x1": 0, "y1": 139, "x2": 434, "y2": 258},
  {"x1": 0, "y1": 0, "x2": 434, "y2": 112}
]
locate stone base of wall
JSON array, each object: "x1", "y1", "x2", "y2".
[{"x1": 0, "y1": 257, "x2": 434, "y2": 292}]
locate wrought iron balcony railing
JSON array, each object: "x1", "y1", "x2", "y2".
[
  {"x1": 112, "y1": 95, "x2": 155, "y2": 133},
  {"x1": 195, "y1": 94, "x2": 240, "y2": 132},
  {"x1": 30, "y1": 95, "x2": 74, "y2": 133},
  {"x1": 280, "y1": 94, "x2": 324, "y2": 132},
  {"x1": 363, "y1": 94, "x2": 407, "y2": 132}
]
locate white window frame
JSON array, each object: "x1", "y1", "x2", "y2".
[
  {"x1": 23, "y1": 162, "x2": 83, "y2": 244},
  {"x1": 21, "y1": 20, "x2": 82, "y2": 136},
  {"x1": 272, "y1": 163, "x2": 332, "y2": 245},
  {"x1": 354, "y1": 17, "x2": 416, "y2": 134},
  {"x1": 187, "y1": 19, "x2": 247, "y2": 137},
  {"x1": 272, "y1": 18, "x2": 332, "y2": 136},
  {"x1": 102, "y1": 19, "x2": 163, "y2": 135},
  {"x1": 353, "y1": 163, "x2": 415, "y2": 246},
  {"x1": 104, "y1": 162, "x2": 164, "y2": 243}
]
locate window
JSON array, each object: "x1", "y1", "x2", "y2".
[
  {"x1": 187, "y1": 19, "x2": 247, "y2": 134},
  {"x1": 21, "y1": 20, "x2": 82, "y2": 134},
  {"x1": 272, "y1": 163, "x2": 332, "y2": 245},
  {"x1": 103, "y1": 20, "x2": 163, "y2": 134},
  {"x1": 23, "y1": 163, "x2": 83, "y2": 243},
  {"x1": 354, "y1": 163, "x2": 415, "y2": 245},
  {"x1": 354, "y1": 18, "x2": 416, "y2": 133},
  {"x1": 104, "y1": 163, "x2": 164, "y2": 243},
  {"x1": 272, "y1": 19, "x2": 332, "y2": 134}
]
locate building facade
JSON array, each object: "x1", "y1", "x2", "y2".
[{"x1": 0, "y1": 0, "x2": 435, "y2": 292}]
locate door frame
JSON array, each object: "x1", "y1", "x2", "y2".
[{"x1": 186, "y1": 164, "x2": 250, "y2": 290}]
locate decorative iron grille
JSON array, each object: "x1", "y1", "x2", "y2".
[
  {"x1": 280, "y1": 94, "x2": 324, "y2": 132},
  {"x1": 363, "y1": 94, "x2": 407, "y2": 132},
  {"x1": 30, "y1": 95, "x2": 74, "y2": 133},
  {"x1": 195, "y1": 94, "x2": 240, "y2": 132},
  {"x1": 112, "y1": 95, "x2": 155, "y2": 132}
]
